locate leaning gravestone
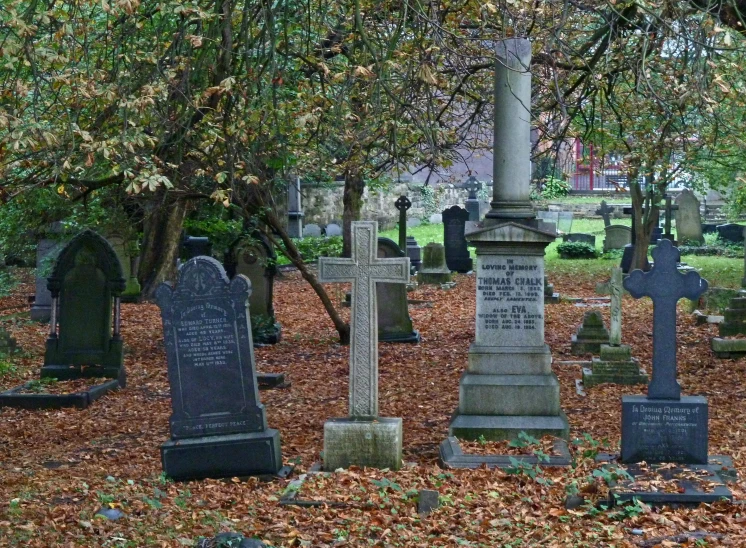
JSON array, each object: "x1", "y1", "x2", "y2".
[
  {"x1": 377, "y1": 238, "x2": 419, "y2": 343},
  {"x1": 155, "y1": 257, "x2": 282, "y2": 480},
  {"x1": 442, "y1": 206, "x2": 473, "y2": 273},
  {"x1": 603, "y1": 225, "x2": 631, "y2": 251},
  {"x1": 318, "y1": 221, "x2": 408, "y2": 470},
  {"x1": 583, "y1": 268, "x2": 647, "y2": 387},
  {"x1": 325, "y1": 223, "x2": 343, "y2": 237},
  {"x1": 716, "y1": 223, "x2": 745, "y2": 244},
  {"x1": 225, "y1": 234, "x2": 281, "y2": 344},
  {"x1": 303, "y1": 223, "x2": 322, "y2": 238},
  {"x1": 41, "y1": 230, "x2": 126, "y2": 383},
  {"x1": 570, "y1": 310, "x2": 610, "y2": 355},
  {"x1": 674, "y1": 189, "x2": 704, "y2": 245},
  {"x1": 417, "y1": 243, "x2": 452, "y2": 285},
  {"x1": 616, "y1": 240, "x2": 732, "y2": 504}
]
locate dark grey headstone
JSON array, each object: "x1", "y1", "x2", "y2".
[
  {"x1": 406, "y1": 236, "x2": 421, "y2": 272},
  {"x1": 622, "y1": 396, "x2": 708, "y2": 464},
  {"x1": 442, "y1": 206, "x2": 472, "y2": 273},
  {"x1": 155, "y1": 257, "x2": 281, "y2": 480},
  {"x1": 377, "y1": 238, "x2": 419, "y2": 343},
  {"x1": 181, "y1": 236, "x2": 212, "y2": 260},
  {"x1": 30, "y1": 238, "x2": 64, "y2": 322},
  {"x1": 418, "y1": 489, "x2": 440, "y2": 515},
  {"x1": 717, "y1": 223, "x2": 745, "y2": 244}
]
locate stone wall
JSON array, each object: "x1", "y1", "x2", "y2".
[{"x1": 302, "y1": 181, "x2": 493, "y2": 229}]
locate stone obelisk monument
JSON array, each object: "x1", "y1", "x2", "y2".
[{"x1": 449, "y1": 39, "x2": 569, "y2": 441}]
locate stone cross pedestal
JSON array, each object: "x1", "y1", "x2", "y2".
[
  {"x1": 595, "y1": 201, "x2": 614, "y2": 228},
  {"x1": 463, "y1": 176, "x2": 481, "y2": 222},
  {"x1": 394, "y1": 196, "x2": 412, "y2": 252},
  {"x1": 622, "y1": 240, "x2": 709, "y2": 463},
  {"x1": 318, "y1": 221, "x2": 409, "y2": 470},
  {"x1": 570, "y1": 310, "x2": 609, "y2": 355}
]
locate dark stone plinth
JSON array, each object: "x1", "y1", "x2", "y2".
[
  {"x1": 449, "y1": 412, "x2": 569, "y2": 442},
  {"x1": 0, "y1": 378, "x2": 121, "y2": 410},
  {"x1": 716, "y1": 223, "x2": 745, "y2": 244},
  {"x1": 621, "y1": 395, "x2": 708, "y2": 464},
  {"x1": 598, "y1": 455, "x2": 734, "y2": 506},
  {"x1": 257, "y1": 373, "x2": 290, "y2": 390},
  {"x1": 439, "y1": 436, "x2": 571, "y2": 469},
  {"x1": 41, "y1": 363, "x2": 126, "y2": 387},
  {"x1": 620, "y1": 244, "x2": 634, "y2": 273},
  {"x1": 442, "y1": 206, "x2": 473, "y2": 273},
  {"x1": 649, "y1": 226, "x2": 663, "y2": 244},
  {"x1": 582, "y1": 345, "x2": 648, "y2": 387},
  {"x1": 161, "y1": 430, "x2": 282, "y2": 481},
  {"x1": 719, "y1": 296, "x2": 746, "y2": 336},
  {"x1": 544, "y1": 276, "x2": 560, "y2": 304}
]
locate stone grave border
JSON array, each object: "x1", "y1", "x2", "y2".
[
  {"x1": 438, "y1": 436, "x2": 572, "y2": 469},
  {"x1": 0, "y1": 378, "x2": 121, "y2": 410}
]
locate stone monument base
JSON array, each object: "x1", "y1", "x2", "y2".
[
  {"x1": 161, "y1": 429, "x2": 282, "y2": 481},
  {"x1": 570, "y1": 334, "x2": 609, "y2": 355},
  {"x1": 457, "y1": 373, "x2": 561, "y2": 416},
  {"x1": 467, "y1": 344, "x2": 552, "y2": 375},
  {"x1": 323, "y1": 417, "x2": 402, "y2": 471},
  {"x1": 711, "y1": 337, "x2": 746, "y2": 358},
  {"x1": 417, "y1": 270, "x2": 452, "y2": 285},
  {"x1": 40, "y1": 364, "x2": 126, "y2": 387},
  {"x1": 449, "y1": 412, "x2": 569, "y2": 442},
  {"x1": 582, "y1": 345, "x2": 647, "y2": 387},
  {"x1": 380, "y1": 330, "x2": 420, "y2": 344},
  {"x1": 544, "y1": 292, "x2": 561, "y2": 304},
  {"x1": 30, "y1": 304, "x2": 51, "y2": 322},
  {"x1": 621, "y1": 395, "x2": 708, "y2": 464}
]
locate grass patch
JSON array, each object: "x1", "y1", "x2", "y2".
[
  {"x1": 684, "y1": 256, "x2": 743, "y2": 289},
  {"x1": 379, "y1": 222, "x2": 445, "y2": 248}
]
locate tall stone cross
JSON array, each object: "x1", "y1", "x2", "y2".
[
  {"x1": 394, "y1": 195, "x2": 412, "y2": 251},
  {"x1": 318, "y1": 221, "x2": 410, "y2": 418},
  {"x1": 662, "y1": 194, "x2": 679, "y2": 241},
  {"x1": 596, "y1": 200, "x2": 614, "y2": 228},
  {"x1": 463, "y1": 176, "x2": 481, "y2": 200},
  {"x1": 609, "y1": 267, "x2": 623, "y2": 346},
  {"x1": 624, "y1": 239, "x2": 708, "y2": 400}
]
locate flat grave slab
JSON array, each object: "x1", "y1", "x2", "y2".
[
  {"x1": 438, "y1": 436, "x2": 572, "y2": 469},
  {"x1": 0, "y1": 378, "x2": 121, "y2": 410},
  {"x1": 597, "y1": 453, "x2": 735, "y2": 506}
]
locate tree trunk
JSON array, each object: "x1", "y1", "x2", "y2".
[
  {"x1": 138, "y1": 196, "x2": 187, "y2": 298},
  {"x1": 263, "y1": 211, "x2": 350, "y2": 345},
  {"x1": 342, "y1": 168, "x2": 365, "y2": 258}
]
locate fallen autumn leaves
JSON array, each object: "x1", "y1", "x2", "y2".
[{"x1": 0, "y1": 267, "x2": 744, "y2": 547}]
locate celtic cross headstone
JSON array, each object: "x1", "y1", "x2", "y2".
[
  {"x1": 394, "y1": 196, "x2": 412, "y2": 251},
  {"x1": 463, "y1": 176, "x2": 482, "y2": 222}
]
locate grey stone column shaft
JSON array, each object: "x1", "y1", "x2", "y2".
[{"x1": 486, "y1": 38, "x2": 534, "y2": 224}]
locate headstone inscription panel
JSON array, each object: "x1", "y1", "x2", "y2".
[
  {"x1": 156, "y1": 256, "x2": 281, "y2": 480},
  {"x1": 442, "y1": 206, "x2": 473, "y2": 273},
  {"x1": 621, "y1": 240, "x2": 709, "y2": 464}
]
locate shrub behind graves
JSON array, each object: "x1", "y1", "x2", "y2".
[
  {"x1": 557, "y1": 241, "x2": 598, "y2": 259},
  {"x1": 277, "y1": 236, "x2": 343, "y2": 265}
]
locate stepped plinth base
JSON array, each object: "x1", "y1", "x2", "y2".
[{"x1": 449, "y1": 412, "x2": 569, "y2": 442}]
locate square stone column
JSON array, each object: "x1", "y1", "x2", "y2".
[{"x1": 449, "y1": 222, "x2": 569, "y2": 441}]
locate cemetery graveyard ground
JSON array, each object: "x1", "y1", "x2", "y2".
[{"x1": 0, "y1": 250, "x2": 746, "y2": 545}]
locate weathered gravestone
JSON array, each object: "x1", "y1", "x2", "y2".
[
  {"x1": 303, "y1": 223, "x2": 322, "y2": 238},
  {"x1": 442, "y1": 206, "x2": 473, "y2": 273},
  {"x1": 716, "y1": 223, "x2": 745, "y2": 244},
  {"x1": 42, "y1": 230, "x2": 126, "y2": 384},
  {"x1": 595, "y1": 200, "x2": 615, "y2": 227},
  {"x1": 622, "y1": 240, "x2": 709, "y2": 462},
  {"x1": 570, "y1": 310, "x2": 610, "y2": 355},
  {"x1": 325, "y1": 223, "x2": 343, "y2": 237},
  {"x1": 406, "y1": 236, "x2": 422, "y2": 272},
  {"x1": 225, "y1": 234, "x2": 281, "y2": 345},
  {"x1": 155, "y1": 257, "x2": 282, "y2": 480},
  {"x1": 661, "y1": 194, "x2": 678, "y2": 243},
  {"x1": 417, "y1": 243, "x2": 452, "y2": 285},
  {"x1": 30, "y1": 238, "x2": 64, "y2": 322},
  {"x1": 583, "y1": 267, "x2": 647, "y2": 387},
  {"x1": 318, "y1": 221, "x2": 408, "y2": 470},
  {"x1": 674, "y1": 189, "x2": 704, "y2": 245},
  {"x1": 603, "y1": 225, "x2": 631, "y2": 251},
  {"x1": 108, "y1": 234, "x2": 141, "y2": 303},
  {"x1": 407, "y1": 218, "x2": 421, "y2": 228},
  {"x1": 394, "y1": 195, "x2": 412, "y2": 251},
  {"x1": 287, "y1": 176, "x2": 304, "y2": 239},
  {"x1": 562, "y1": 233, "x2": 596, "y2": 247},
  {"x1": 377, "y1": 238, "x2": 419, "y2": 343},
  {"x1": 428, "y1": 214, "x2": 442, "y2": 224}
]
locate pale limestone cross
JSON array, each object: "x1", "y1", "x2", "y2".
[
  {"x1": 609, "y1": 267, "x2": 623, "y2": 346},
  {"x1": 318, "y1": 221, "x2": 410, "y2": 419}
]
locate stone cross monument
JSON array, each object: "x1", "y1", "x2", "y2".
[
  {"x1": 394, "y1": 195, "x2": 412, "y2": 251},
  {"x1": 463, "y1": 176, "x2": 482, "y2": 222},
  {"x1": 318, "y1": 221, "x2": 410, "y2": 470},
  {"x1": 595, "y1": 200, "x2": 614, "y2": 228}
]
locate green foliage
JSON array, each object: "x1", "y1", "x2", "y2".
[
  {"x1": 0, "y1": 358, "x2": 17, "y2": 376},
  {"x1": 557, "y1": 241, "x2": 599, "y2": 259},
  {"x1": 183, "y1": 204, "x2": 243, "y2": 256},
  {"x1": 251, "y1": 314, "x2": 278, "y2": 342},
  {"x1": 508, "y1": 431, "x2": 540, "y2": 449},
  {"x1": 24, "y1": 378, "x2": 57, "y2": 393},
  {"x1": 539, "y1": 177, "x2": 571, "y2": 200},
  {"x1": 277, "y1": 236, "x2": 343, "y2": 265},
  {"x1": 419, "y1": 186, "x2": 438, "y2": 218},
  {"x1": 0, "y1": 269, "x2": 19, "y2": 297}
]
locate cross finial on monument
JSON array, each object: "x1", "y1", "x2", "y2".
[
  {"x1": 595, "y1": 200, "x2": 614, "y2": 227},
  {"x1": 463, "y1": 176, "x2": 481, "y2": 200},
  {"x1": 623, "y1": 239, "x2": 708, "y2": 399},
  {"x1": 318, "y1": 221, "x2": 410, "y2": 418},
  {"x1": 394, "y1": 196, "x2": 412, "y2": 251}
]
